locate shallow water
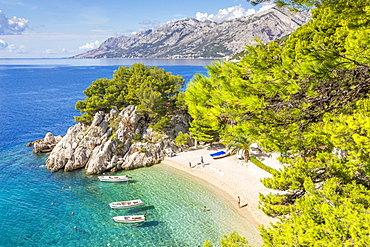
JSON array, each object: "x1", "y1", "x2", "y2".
[{"x1": 0, "y1": 59, "x2": 261, "y2": 246}]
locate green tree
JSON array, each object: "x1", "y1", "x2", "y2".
[
  {"x1": 204, "y1": 232, "x2": 252, "y2": 247},
  {"x1": 185, "y1": 69, "x2": 224, "y2": 143},
  {"x1": 174, "y1": 131, "x2": 190, "y2": 146},
  {"x1": 74, "y1": 63, "x2": 184, "y2": 127},
  {"x1": 260, "y1": 179, "x2": 370, "y2": 246},
  {"x1": 185, "y1": 0, "x2": 370, "y2": 245},
  {"x1": 226, "y1": 134, "x2": 255, "y2": 162}
]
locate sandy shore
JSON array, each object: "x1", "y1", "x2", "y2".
[{"x1": 162, "y1": 146, "x2": 283, "y2": 229}]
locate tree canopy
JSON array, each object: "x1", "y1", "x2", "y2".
[
  {"x1": 74, "y1": 63, "x2": 184, "y2": 128},
  {"x1": 186, "y1": 0, "x2": 370, "y2": 245}
]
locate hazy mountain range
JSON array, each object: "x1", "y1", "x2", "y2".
[{"x1": 73, "y1": 7, "x2": 311, "y2": 59}]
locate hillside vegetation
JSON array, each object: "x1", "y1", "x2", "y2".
[
  {"x1": 185, "y1": 0, "x2": 370, "y2": 245},
  {"x1": 74, "y1": 63, "x2": 185, "y2": 132}
]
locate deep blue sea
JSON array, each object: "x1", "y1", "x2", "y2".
[{"x1": 0, "y1": 58, "x2": 260, "y2": 247}]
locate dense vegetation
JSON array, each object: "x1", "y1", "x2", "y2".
[
  {"x1": 74, "y1": 63, "x2": 184, "y2": 131},
  {"x1": 184, "y1": 0, "x2": 370, "y2": 245}
]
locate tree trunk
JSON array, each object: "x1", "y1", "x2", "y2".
[{"x1": 244, "y1": 149, "x2": 250, "y2": 162}]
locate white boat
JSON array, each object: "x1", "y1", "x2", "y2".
[
  {"x1": 98, "y1": 175, "x2": 129, "y2": 182},
  {"x1": 109, "y1": 199, "x2": 143, "y2": 209},
  {"x1": 113, "y1": 214, "x2": 147, "y2": 223}
]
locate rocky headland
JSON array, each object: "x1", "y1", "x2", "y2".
[
  {"x1": 27, "y1": 132, "x2": 63, "y2": 153},
  {"x1": 32, "y1": 105, "x2": 188, "y2": 174}
]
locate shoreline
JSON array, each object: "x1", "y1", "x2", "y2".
[{"x1": 161, "y1": 147, "x2": 281, "y2": 230}]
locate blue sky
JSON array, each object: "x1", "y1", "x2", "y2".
[{"x1": 0, "y1": 0, "x2": 273, "y2": 58}]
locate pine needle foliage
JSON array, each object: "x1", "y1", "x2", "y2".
[
  {"x1": 74, "y1": 63, "x2": 185, "y2": 126},
  {"x1": 186, "y1": 0, "x2": 370, "y2": 245}
]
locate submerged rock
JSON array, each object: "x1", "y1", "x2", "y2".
[{"x1": 45, "y1": 105, "x2": 183, "y2": 174}]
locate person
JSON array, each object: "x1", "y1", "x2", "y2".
[
  {"x1": 237, "y1": 196, "x2": 241, "y2": 208},
  {"x1": 203, "y1": 206, "x2": 207, "y2": 211},
  {"x1": 200, "y1": 156, "x2": 204, "y2": 163},
  {"x1": 189, "y1": 161, "x2": 192, "y2": 168}
]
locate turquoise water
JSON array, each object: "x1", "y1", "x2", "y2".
[{"x1": 0, "y1": 59, "x2": 261, "y2": 246}]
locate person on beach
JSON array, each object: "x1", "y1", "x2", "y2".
[
  {"x1": 189, "y1": 161, "x2": 192, "y2": 168},
  {"x1": 237, "y1": 196, "x2": 241, "y2": 208},
  {"x1": 200, "y1": 156, "x2": 205, "y2": 167}
]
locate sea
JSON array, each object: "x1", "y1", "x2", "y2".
[{"x1": 0, "y1": 58, "x2": 261, "y2": 247}]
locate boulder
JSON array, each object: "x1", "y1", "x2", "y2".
[
  {"x1": 28, "y1": 132, "x2": 62, "y2": 153},
  {"x1": 45, "y1": 105, "x2": 182, "y2": 174}
]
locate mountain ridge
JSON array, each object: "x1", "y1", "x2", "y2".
[{"x1": 73, "y1": 7, "x2": 311, "y2": 59}]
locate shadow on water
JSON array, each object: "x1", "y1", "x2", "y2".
[
  {"x1": 127, "y1": 179, "x2": 138, "y2": 184},
  {"x1": 134, "y1": 221, "x2": 160, "y2": 228},
  {"x1": 127, "y1": 206, "x2": 155, "y2": 214}
]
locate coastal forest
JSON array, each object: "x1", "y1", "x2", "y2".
[
  {"x1": 74, "y1": 63, "x2": 185, "y2": 132},
  {"x1": 72, "y1": 0, "x2": 370, "y2": 245},
  {"x1": 185, "y1": 0, "x2": 370, "y2": 246}
]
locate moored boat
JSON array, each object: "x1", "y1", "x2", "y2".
[
  {"x1": 98, "y1": 175, "x2": 129, "y2": 182},
  {"x1": 210, "y1": 151, "x2": 230, "y2": 159},
  {"x1": 109, "y1": 199, "x2": 143, "y2": 209},
  {"x1": 113, "y1": 214, "x2": 147, "y2": 223}
]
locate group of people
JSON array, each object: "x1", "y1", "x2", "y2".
[{"x1": 189, "y1": 156, "x2": 205, "y2": 168}]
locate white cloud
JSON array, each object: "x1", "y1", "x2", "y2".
[
  {"x1": 195, "y1": 3, "x2": 276, "y2": 23},
  {"x1": 43, "y1": 48, "x2": 68, "y2": 56},
  {"x1": 0, "y1": 10, "x2": 29, "y2": 34},
  {"x1": 139, "y1": 19, "x2": 161, "y2": 30},
  {"x1": 0, "y1": 39, "x2": 8, "y2": 49},
  {"x1": 259, "y1": 2, "x2": 276, "y2": 12},
  {"x1": 79, "y1": 40, "x2": 100, "y2": 50},
  {"x1": 43, "y1": 49, "x2": 55, "y2": 54},
  {"x1": 7, "y1": 44, "x2": 26, "y2": 53},
  {"x1": 196, "y1": 5, "x2": 256, "y2": 22}
]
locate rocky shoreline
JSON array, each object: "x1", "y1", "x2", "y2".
[
  {"x1": 29, "y1": 105, "x2": 188, "y2": 174},
  {"x1": 26, "y1": 132, "x2": 63, "y2": 153}
]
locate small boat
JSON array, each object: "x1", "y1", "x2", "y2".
[
  {"x1": 113, "y1": 214, "x2": 147, "y2": 223},
  {"x1": 210, "y1": 151, "x2": 230, "y2": 159},
  {"x1": 109, "y1": 199, "x2": 143, "y2": 209},
  {"x1": 98, "y1": 175, "x2": 129, "y2": 182}
]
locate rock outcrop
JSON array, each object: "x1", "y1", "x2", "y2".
[
  {"x1": 27, "y1": 132, "x2": 63, "y2": 153},
  {"x1": 73, "y1": 7, "x2": 311, "y2": 59},
  {"x1": 46, "y1": 105, "x2": 182, "y2": 174}
]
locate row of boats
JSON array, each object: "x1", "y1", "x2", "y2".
[{"x1": 98, "y1": 175, "x2": 148, "y2": 223}]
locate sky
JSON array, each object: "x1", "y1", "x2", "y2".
[{"x1": 0, "y1": 0, "x2": 274, "y2": 58}]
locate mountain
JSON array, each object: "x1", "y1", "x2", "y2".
[{"x1": 73, "y1": 7, "x2": 311, "y2": 59}]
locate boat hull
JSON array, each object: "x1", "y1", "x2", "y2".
[
  {"x1": 210, "y1": 151, "x2": 230, "y2": 159},
  {"x1": 98, "y1": 175, "x2": 128, "y2": 182},
  {"x1": 113, "y1": 214, "x2": 147, "y2": 223},
  {"x1": 109, "y1": 199, "x2": 143, "y2": 209},
  {"x1": 212, "y1": 153, "x2": 230, "y2": 159}
]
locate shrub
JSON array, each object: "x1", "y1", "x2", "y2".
[
  {"x1": 133, "y1": 134, "x2": 142, "y2": 142},
  {"x1": 175, "y1": 131, "x2": 190, "y2": 146},
  {"x1": 250, "y1": 156, "x2": 278, "y2": 175}
]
